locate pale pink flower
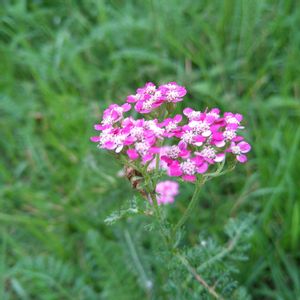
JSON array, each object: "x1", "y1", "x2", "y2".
[{"x1": 155, "y1": 180, "x2": 179, "y2": 205}]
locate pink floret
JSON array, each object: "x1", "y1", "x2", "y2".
[{"x1": 155, "y1": 180, "x2": 179, "y2": 205}]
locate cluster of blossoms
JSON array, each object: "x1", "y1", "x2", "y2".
[
  {"x1": 127, "y1": 82, "x2": 186, "y2": 113},
  {"x1": 91, "y1": 82, "x2": 251, "y2": 202}
]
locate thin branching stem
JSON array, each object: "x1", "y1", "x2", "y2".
[
  {"x1": 148, "y1": 191, "x2": 171, "y2": 248},
  {"x1": 173, "y1": 177, "x2": 206, "y2": 233}
]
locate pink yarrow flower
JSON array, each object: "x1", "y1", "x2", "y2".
[{"x1": 91, "y1": 81, "x2": 251, "y2": 186}]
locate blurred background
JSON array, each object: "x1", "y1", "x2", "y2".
[{"x1": 1, "y1": 0, "x2": 300, "y2": 299}]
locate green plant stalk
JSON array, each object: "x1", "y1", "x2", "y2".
[
  {"x1": 143, "y1": 171, "x2": 171, "y2": 248},
  {"x1": 173, "y1": 177, "x2": 206, "y2": 233},
  {"x1": 145, "y1": 175, "x2": 229, "y2": 300},
  {"x1": 148, "y1": 190, "x2": 172, "y2": 248}
]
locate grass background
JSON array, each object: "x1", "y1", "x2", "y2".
[{"x1": 1, "y1": 0, "x2": 300, "y2": 299}]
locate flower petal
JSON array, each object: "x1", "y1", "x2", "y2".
[
  {"x1": 127, "y1": 149, "x2": 139, "y2": 160},
  {"x1": 238, "y1": 142, "x2": 251, "y2": 153},
  {"x1": 237, "y1": 154, "x2": 247, "y2": 163},
  {"x1": 90, "y1": 136, "x2": 100, "y2": 142},
  {"x1": 197, "y1": 162, "x2": 208, "y2": 174},
  {"x1": 214, "y1": 153, "x2": 225, "y2": 162},
  {"x1": 168, "y1": 162, "x2": 183, "y2": 177}
]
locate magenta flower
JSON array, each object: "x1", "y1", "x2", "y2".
[
  {"x1": 127, "y1": 82, "x2": 164, "y2": 114},
  {"x1": 160, "y1": 114, "x2": 183, "y2": 137},
  {"x1": 162, "y1": 156, "x2": 209, "y2": 182},
  {"x1": 224, "y1": 112, "x2": 244, "y2": 130},
  {"x1": 159, "y1": 82, "x2": 187, "y2": 103},
  {"x1": 134, "y1": 93, "x2": 165, "y2": 114},
  {"x1": 228, "y1": 141, "x2": 251, "y2": 163}
]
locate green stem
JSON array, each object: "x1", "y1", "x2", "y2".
[
  {"x1": 143, "y1": 171, "x2": 171, "y2": 247},
  {"x1": 148, "y1": 191, "x2": 171, "y2": 248},
  {"x1": 173, "y1": 178, "x2": 206, "y2": 233}
]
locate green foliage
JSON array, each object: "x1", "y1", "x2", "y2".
[
  {"x1": 0, "y1": 0, "x2": 299, "y2": 299},
  {"x1": 166, "y1": 216, "x2": 254, "y2": 299},
  {"x1": 9, "y1": 255, "x2": 99, "y2": 300}
]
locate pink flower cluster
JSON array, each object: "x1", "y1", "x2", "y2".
[
  {"x1": 127, "y1": 82, "x2": 186, "y2": 113},
  {"x1": 91, "y1": 82, "x2": 251, "y2": 184},
  {"x1": 155, "y1": 181, "x2": 179, "y2": 205}
]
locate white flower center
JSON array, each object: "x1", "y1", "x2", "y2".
[
  {"x1": 114, "y1": 107, "x2": 123, "y2": 114},
  {"x1": 165, "y1": 83, "x2": 177, "y2": 89},
  {"x1": 167, "y1": 145, "x2": 180, "y2": 159},
  {"x1": 99, "y1": 129, "x2": 113, "y2": 144},
  {"x1": 181, "y1": 131, "x2": 195, "y2": 144},
  {"x1": 224, "y1": 130, "x2": 236, "y2": 140},
  {"x1": 113, "y1": 134, "x2": 126, "y2": 146},
  {"x1": 200, "y1": 146, "x2": 216, "y2": 159},
  {"x1": 166, "y1": 122, "x2": 177, "y2": 132},
  {"x1": 226, "y1": 116, "x2": 239, "y2": 124},
  {"x1": 180, "y1": 160, "x2": 196, "y2": 175},
  {"x1": 190, "y1": 111, "x2": 201, "y2": 119},
  {"x1": 142, "y1": 97, "x2": 156, "y2": 110},
  {"x1": 231, "y1": 146, "x2": 241, "y2": 155},
  {"x1": 130, "y1": 127, "x2": 144, "y2": 139},
  {"x1": 166, "y1": 90, "x2": 179, "y2": 101},
  {"x1": 102, "y1": 116, "x2": 114, "y2": 125},
  {"x1": 135, "y1": 142, "x2": 150, "y2": 156},
  {"x1": 145, "y1": 121, "x2": 164, "y2": 137},
  {"x1": 145, "y1": 86, "x2": 156, "y2": 94},
  {"x1": 153, "y1": 90, "x2": 162, "y2": 99},
  {"x1": 189, "y1": 121, "x2": 210, "y2": 134},
  {"x1": 207, "y1": 112, "x2": 219, "y2": 119}
]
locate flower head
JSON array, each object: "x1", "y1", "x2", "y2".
[{"x1": 91, "y1": 81, "x2": 251, "y2": 185}]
